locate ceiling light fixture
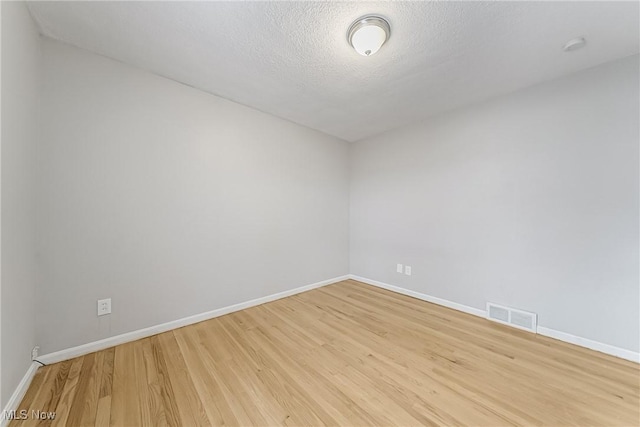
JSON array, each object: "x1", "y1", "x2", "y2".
[
  {"x1": 348, "y1": 15, "x2": 391, "y2": 57},
  {"x1": 563, "y1": 37, "x2": 586, "y2": 52}
]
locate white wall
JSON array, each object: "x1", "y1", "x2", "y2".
[
  {"x1": 1, "y1": 2, "x2": 41, "y2": 407},
  {"x1": 350, "y1": 55, "x2": 639, "y2": 352},
  {"x1": 37, "y1": 39, "x2": 349, "y2": 354}
]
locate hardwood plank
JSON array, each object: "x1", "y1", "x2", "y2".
[
  {"x1": 36, "y1": 360, "x2": 72, "y2": 427},
  {"x1": 110, "y1": 342, "x2": 141, "y2": 427},
  {"x1": 172, "y1": 326, "x2": 238, "y2": 426},
  {"x1": 50, "y1": 357, "x2": 84, "y2": 427},
  {"x1": 154, "y1": 332, "x2": 210, "y2": 426},
  {"x1": 94, "y1": 347, "x2": 114, "y2": 427},
  {"x1": 65, "y1": 350, "x2": 101, "y2": 427},
  {"x1": 138, "y1": 338, "x2": 169, "y2": 427}
]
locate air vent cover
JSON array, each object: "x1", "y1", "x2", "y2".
[
  {"x1": 488, "y1": 304, "x2": 509, "y2": 322},
  {"x1": 486, "y1": 303, "x2": 537, "y2": 333}
]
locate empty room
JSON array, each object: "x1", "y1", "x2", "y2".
[{"x1": 1, "y1": 1, "x2": 638, "y2": 426}]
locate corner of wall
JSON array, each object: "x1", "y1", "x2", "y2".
[{"x1": 0, "y1": 0, "x2": 42, "y2": 409}]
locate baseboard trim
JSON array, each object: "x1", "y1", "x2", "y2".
[
  {"x1": 348, "y1": 274, "x2": 486, "y2": 318},
  {"x1": 1, "y1": 362, "x2": 40, "y2": 427},
  {"x1": 32, "y1": 273, "x2": 640, "y2": 366},
  {"x1": 38, "y1": 275, "x2": 349, "y2": 365},
  {"x1": 537, "y1": 327, "x2": 639, "y2": 363},
  {"x1": 348, "y1": 274, "x2": 639, "y2": 364}
]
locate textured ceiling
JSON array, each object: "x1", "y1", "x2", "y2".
[{"x1": 28, "y1": 1, "x2": 639, "y2": 142}]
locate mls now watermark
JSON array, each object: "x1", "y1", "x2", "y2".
[{"x1": 2, "y1": 410, "x2": 56, "y2": 421}]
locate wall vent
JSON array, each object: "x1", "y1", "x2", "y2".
[{"x1": 486, "y1": 303, "x2": 537, "y2": 333}]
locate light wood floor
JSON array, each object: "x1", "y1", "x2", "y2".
[{"x1": 12, "y1": 280, "x2": 640, "y2": 426}]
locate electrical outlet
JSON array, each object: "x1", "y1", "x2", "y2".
[
  {"x1": 397, "y1": 263, "x2": 403, "y2": 273},
  {"x1": 97, "y1": 298, "x2": 112, "y2": 316},
  {"x1": 31, "y1": 346, "x2": 39, "y2": 360},
  {"x1": 404, "y1": 265, "x2": 412, "y2": 276}
]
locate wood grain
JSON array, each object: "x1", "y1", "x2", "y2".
[{"x1": 11, "y1": 280, "x2": 640, "y2": 426}]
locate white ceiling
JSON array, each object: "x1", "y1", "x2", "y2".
[{"x1": 28, "y1": 1, "x2": 639, "y2": 142}]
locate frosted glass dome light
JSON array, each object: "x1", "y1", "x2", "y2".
[{"x1": 348, "y1": 16, "x2": 391, "y2": 57}]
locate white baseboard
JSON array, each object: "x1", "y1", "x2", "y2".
[
  {"x1": 38, "y1": 275, "x2": 349, "y2": 365},
  {"x1": 537, "y1": 327, "x2": 639, "y2": 363},
  {"x1": 28, "y1": 273, "x2": 640, "y2": 367},
  {"x1": 348, "y1": 274, "x2": 486, "y2": 318},
  {"x1": 348, "y1": 274, "x2": 639, "y2": 364},
  {"x1": 1, "y1": 362, "x2": 40, "y2": 427}
]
